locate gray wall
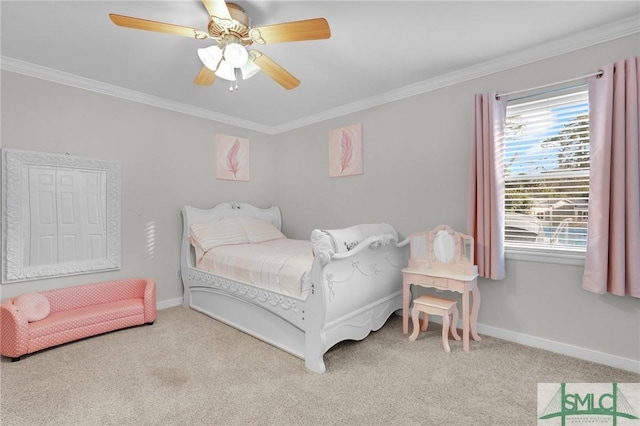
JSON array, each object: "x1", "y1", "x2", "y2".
[
  {"x1": 274, "y1": 35, "x2": 640, "y2": 362},
  {"x1": 1, "y1": 72, "x2": 277, "y2": 303},
  {"x1": 1, "y1": 34, "x2": 638, "y2": 364}
]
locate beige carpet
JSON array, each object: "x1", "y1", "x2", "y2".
[{"x1": 1, "y1": 306, "x2": 638, "y2": 425}]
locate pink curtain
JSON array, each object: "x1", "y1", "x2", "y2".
[
  {"x1": 467, "y1": 92, "x2": 507, "y2": 280},
  {"x1": 582, "y1": 57, "x2": 640, "y2": 298}
]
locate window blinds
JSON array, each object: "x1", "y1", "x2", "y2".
[{"x1": 504, "y1": 89, "x2": 589, "y2": 250}]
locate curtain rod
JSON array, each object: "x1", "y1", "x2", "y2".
[{"x1": 495, "y1": 70, "x2": 603, "y2": 100}]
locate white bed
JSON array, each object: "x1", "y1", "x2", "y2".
[{"x1": 180, "y1": 202, "x2": 409, "y2": 373}]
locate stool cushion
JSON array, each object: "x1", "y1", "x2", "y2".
[{"x1": 413, "y1": 295, "x2": 457, "y2": 309}]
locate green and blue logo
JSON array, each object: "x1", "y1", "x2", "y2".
[{"x1": 538, "y1": 383, "x2": 639, "y2": 425}]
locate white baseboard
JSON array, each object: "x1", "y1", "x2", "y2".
[
  {"x1": 157, "y1": 297, "x2": 183, "y2": 310},
  {"x1": 476, "y1": 323, "x2": 639, "y2": 374},
  {"x1": 409, "y1": 314, "x2": 639, "y2": 374}
]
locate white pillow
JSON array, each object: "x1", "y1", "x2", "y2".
[
  {"x1": 238, "y1": 217, "x2": 286, "y2": 244},
  {"x1": 13, "y1": 292, "x2": 50, "y2": 322},
  {"x1": 326, "y1": 228, "x2": 362, "y2": 252},
  {"x1": 189, "y1": 218, "x2": 249, "y2": 253},
  {"x1": 315, "y1": 223, "x2": 398, "y2": 254},
  {"x1": 310, "y1": 229, "x2": 336, "y2": 255}
]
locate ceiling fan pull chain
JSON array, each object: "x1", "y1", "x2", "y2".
[
  {"x1": 228, "y1": 68, "x2": 239, "y2": 92},
  {"x1": 234, "y1": 68, "x2": 240, "y2": 91}
]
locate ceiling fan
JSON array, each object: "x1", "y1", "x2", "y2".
[{"x1": 109, "y1": 0, "x2": 331, "y2": 91}]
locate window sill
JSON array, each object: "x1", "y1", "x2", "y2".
[{"x1": 505, "y1": 246, "x2": 585, "y2": 266}]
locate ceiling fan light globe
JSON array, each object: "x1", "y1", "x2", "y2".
[
  {"x1": 197, "y1": 45, "x2": 222, "y2": 71},
  {"x1": 223, "y1": 42, "x2": 249, "y2": 68},
  {"x1": 241, "y1": 60, "x2": 260, "y2": 80},
  {"x1": 214, "y1": 60, "x2": 236, "y2": 81}
]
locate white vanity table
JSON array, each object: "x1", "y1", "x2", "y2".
[{"x1": 402, "y1": 225, "x2": 481, "y2": 352}]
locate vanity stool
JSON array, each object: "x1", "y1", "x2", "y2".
[
  {"x1": 409, "y1": 294, "x2": 461, "y2": 353},
  {"x1": 402, "y1": 225, "x2": 481, "y2": 352}
]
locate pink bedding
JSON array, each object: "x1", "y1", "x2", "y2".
[{"x1": 196, "y1": 239, "x2": 315, "y2": 299}]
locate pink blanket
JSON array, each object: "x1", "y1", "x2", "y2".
[{"x1": 196, "y1": 239, "x2": 314, "y2": 299}]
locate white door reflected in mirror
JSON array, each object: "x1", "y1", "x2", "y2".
[{"x1": 2, "y1": 149, "x2": 121, "y2": 283}]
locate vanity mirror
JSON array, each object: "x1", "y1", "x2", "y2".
[
  {"x1": 2, "y1": 149, "x2": 121, "y2": 283},
  {"x1": 433, "y1": 230, "x2": 456, "y2": 263}
]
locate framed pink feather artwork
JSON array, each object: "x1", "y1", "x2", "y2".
[
  {"x1": 215, "y1": 134, "x2": 250, "y2": 181},
  {"x1": 328, "y1": 123, "x2": 364, "y2": 178}
]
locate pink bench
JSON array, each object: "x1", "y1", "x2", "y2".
[{"x1": 0, "y1": 278, "x2": 156, "y2": 360}]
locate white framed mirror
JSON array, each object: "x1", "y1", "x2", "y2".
[
  {"x1": 2, "y1": 149, "x2": 121, "y2": 283},
  {"x1": 410, "y1": 233, "x2": 427, "y2": 258},
  {"x1": 433, "y1": 230, "x2": 456, "y2": 264},
  {"x1": 461, "y1": 235, "x2": 473, "y2": 264}
]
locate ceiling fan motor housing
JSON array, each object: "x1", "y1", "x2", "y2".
[{"x1": 208, "y1": 3, "x2": 252, "y2": 46}]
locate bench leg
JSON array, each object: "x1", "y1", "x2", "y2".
[
  {"x1": 420, "y1": 312, "x2": 429, "y2": 332},
  {"x1": 441, "y1": 311, "x2": 451, "y2": 353},
  {"x1": 450, "y1": 305, "x2": 461, "y2": 341},
  {"x1": 409, "y1": 306, "x2": 421, "y2": 342}
]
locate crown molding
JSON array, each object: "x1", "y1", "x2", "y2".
[
  {"x1": 2, "y1": 16, "x2": 638, "y2": 135},
  {"x1": 0, "y1": 57, "x2": 272, "y2": 134},
  {"x1": 271, "y1": 15, "x2": 640, "y2": 134}
]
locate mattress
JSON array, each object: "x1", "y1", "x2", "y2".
[{"x1": 196, "y1": 239, "x2": 314, "y2": 300}]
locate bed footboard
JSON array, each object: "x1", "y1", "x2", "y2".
[{"x1": 304, "y1": 235, "x2": 409, "y2": 373}]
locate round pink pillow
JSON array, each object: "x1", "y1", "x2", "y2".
[{"x1": 13, "y1": 292, "x2": 51, "y2": 322}]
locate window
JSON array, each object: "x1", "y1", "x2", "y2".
[{"x1": 504, "y1": 89, "x2": 589, "y2": 260}]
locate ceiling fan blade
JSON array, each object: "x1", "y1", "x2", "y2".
[
  {"x1": 251, "y1": 51, "x2": 300, "y2": 90},
  {"x1": 194, "y1": 66, "x2": 216, "y2": 86},
  {"x1": 250, "y1": 18, "x2": 330, "y2": 44},
  {"x1": 109, "y1": 14, "x2": 209, "y2": 39},
  {"x1": 201, "y1": 0, "x2": 231, "y2": 20}
]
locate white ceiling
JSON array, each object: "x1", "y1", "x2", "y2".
[{"x1": 2, "y1": 1, "x2": 639, "y2": 134}]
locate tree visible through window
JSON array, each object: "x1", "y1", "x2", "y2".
[{"x1": 504, "y1": 89, "x2": 589, "y2": 252}]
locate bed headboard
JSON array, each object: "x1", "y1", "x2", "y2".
[
  {"x1": 180, "y1": 202, "x2": 282, "y2": 272},
  {"x1": 183, "y1": 202, "x2": 282, "y2": 231}
]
